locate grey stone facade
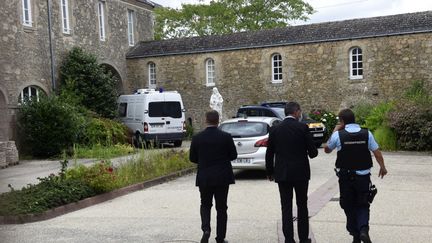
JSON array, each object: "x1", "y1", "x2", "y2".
[
  {"x1": 127, "y1": 12, "x2": 432, "y2": 130},
  {"x1": 0, "y1": 0, "x2": 156, "y2": 142}
]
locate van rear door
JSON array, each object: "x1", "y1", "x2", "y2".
[{"x1": 148, "y1": 101, "x2": 183, "y2": 133}]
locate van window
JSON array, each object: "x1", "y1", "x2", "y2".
[
  {"x1": 149, "y1": 102, "x2": 182, "y2": 118},
  {"x1": 118, "y1": 103, "x2": 127, "y2": 117}
]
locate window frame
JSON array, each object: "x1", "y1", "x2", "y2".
[
  {"x1": 349, "y1": 47, "x2": 363, "y2": 80},
  {"x1": 206, "y1": 58, "x2": 215, "y2": 87},
  {"x1": 60, "y1": 0, "x2": 70, "y2": 34},
  {"x1": 22, "y1": 0, "x2": 33, "y2": 27},
  {"x1": 148, "y1": 62, "x2": 156, "y2": 88},
  {"x1": 127, "y1": 9, "x2": 135, "y2": 46},
  {"x1": 19, "y1": 86, "x2": 44, "y2": 104},
  {"x1": 271, "y1": 53, "x2": 283, "y2": 83},
  {"x1": 98, "y1": 1, "x2": 106, "y2": 41}
]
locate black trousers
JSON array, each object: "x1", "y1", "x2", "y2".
[
  {"x1": 199, "y1": 185, "x2": 229, "y2": 242},
  {"x1": 278, "y1": 180, "x2": 309, "y2": 243},
  {"x1": 338, "y1": 173, "x2": 371, "y2": 237}
]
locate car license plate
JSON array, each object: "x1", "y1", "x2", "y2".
[
  {"x1": 232, "y1": 158, "x2": 251, "y2": 164},
  {"x1": 313, "y1": 133, "x2": 324, "y2": 137}
]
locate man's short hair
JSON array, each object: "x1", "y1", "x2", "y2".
[
  {"x1": 285, "y1": 102, "x2": 301, "y2": 116},
  {"x1": 338, "y1": 109, "x2": 356, "y2": 124},
  {"x1": 206, "y1": 110, "x2": 219, "y2": 125}
]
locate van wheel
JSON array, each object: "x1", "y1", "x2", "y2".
[
  {"x1": 173, "y1": 140, "x2": 182, "y2": 147},
  {"x1": 133, "y1": 133, "x2": 144, "y2": 148}
]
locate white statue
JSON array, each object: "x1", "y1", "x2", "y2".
[{"x1": 209, "y1": 87, "x2": 223, "y2": 121}]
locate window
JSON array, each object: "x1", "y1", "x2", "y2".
[
  {"x1": 118, "y1": 103, "x2": 127, "y2": 117},
  {"x1": 206, "y1": 59, "x2": 215, "y2": 86},
  {"x1": 149, "y1": 102, "x2": 182, "y2": 118},
  {"x1": 127, "y1": 10, "x2": 134, "y2": 46},
  {"x1": 219, "y1": 122, "x2": 269, "y2": 138},
  {"x1": 18, "y1": 86, "x2": 45, "y2": 104},
  {"x1": 272, "y1": 54, "x2": 283, "y2": 83},
  {"x1": 22, "y1": 0, "x2": 32, "y2": 26},
  {"x1": 60, "y1": 0, "x2": 70, "y2": 33},
  {"x1": 98, "y1": 1, "x2": 106, "y2": 41},
  {"x1": 148, "y1": 62, "x2": 156, "y2": 88},
  {"x1": 350, "y1": 47, "x2": 363, "y2": 79}
]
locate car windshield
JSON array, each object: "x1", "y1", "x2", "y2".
[{"x1": 219, "y1": 122, "x2": 269, "y2": 138}]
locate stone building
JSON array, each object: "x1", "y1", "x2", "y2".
[
  {"x1": 126, "y1": 11, "x2": 432, "y2": 130},
  {"x1": 0, "y1": 0, "x2": 157, "y2": 142}
]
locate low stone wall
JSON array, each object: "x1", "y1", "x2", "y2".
[{"x1": 0, "y1": 141, "x2": 19, "y2": 168}]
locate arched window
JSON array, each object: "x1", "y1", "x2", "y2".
[
  {"x1": 350, "y1": 47, "x2": 363, "y2": 79},
  {"x1": 148, "y1": 62, "x2": 156, "y2": 88},
  {"x1": 272, "y1": 53, "x2": 283, "y2": 83},
  {"x1": 18, "y1": 85, "x2": 45, "y2": 104},
  {"x1": 206, "y1": 58, "x2": 215, "y2": 86}
]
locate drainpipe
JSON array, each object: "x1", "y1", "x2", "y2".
[{"x1": 47, "y1": 0, "x2": 56, "y2": 92}]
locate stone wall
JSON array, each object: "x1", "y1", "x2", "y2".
[
  {"x1": 0, "y1": 0, "x2": 155, "y2": 141},
  {"x1": 127, "y1": 33, "x2": 432, "y2": 130}
]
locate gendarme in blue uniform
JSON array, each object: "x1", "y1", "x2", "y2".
[
  {"x1": 327, "y1": 123, "x2": 379, "y2": 174},
  {"x1": 327, "y1": 123, "x2": 379, "y2": 240}
]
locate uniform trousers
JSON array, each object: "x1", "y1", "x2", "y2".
[{"x1": 338, "y1": 171, "x2": 371, "y2": 237}]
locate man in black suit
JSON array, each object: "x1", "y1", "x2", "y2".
[
  {"x1": 189, "y1": 110, "x2": 237, "y2": 243},
  {"x1": 265, "y1": 102, "x2": 318, "y2": 243}
]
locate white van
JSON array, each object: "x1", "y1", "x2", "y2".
[{"x1": 117, "y1": 89, "x2": 186, "y2": 147}]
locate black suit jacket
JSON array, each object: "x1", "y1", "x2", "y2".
[
  {"x1": 189, "y1": 126, "x2": 238, "y2": 187},
  {"x1": 265, "y1": 117, "x2": 318, "y2": 182}
]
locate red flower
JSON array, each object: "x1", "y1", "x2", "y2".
[{"x1": 107, "y1": 167, "x2": 113, "y2": 173}]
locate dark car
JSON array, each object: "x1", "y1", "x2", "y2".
[{"x1": 236, "y1": 102, "x2": 326, "y2": 147}]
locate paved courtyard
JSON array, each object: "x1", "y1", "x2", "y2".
[{"x1": 0, "y1": 149, "x2": 431, "y2": 242}]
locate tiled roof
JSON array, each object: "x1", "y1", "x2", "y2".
[{"x1": 127, "y1": 11, "x2": 432, "y2": 59}]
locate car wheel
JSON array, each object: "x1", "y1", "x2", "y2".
[
  {"x1": 133, "y1": 133, "x2": 144, "y2": 148},
  {"x1": 173, "y1": 140, "x2": 182, "y2": 147}
]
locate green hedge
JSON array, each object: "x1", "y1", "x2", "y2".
[{"x1": 18, "y1": 96, "x2": 85, "y2": 157}]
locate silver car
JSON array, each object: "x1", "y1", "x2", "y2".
[{"x1": 219, "y1": 117, "x2": 282, "y2": 170}]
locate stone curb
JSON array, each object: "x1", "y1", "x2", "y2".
[{"x1": 0, "y1": 167, "x2": 196, "y2": 225}]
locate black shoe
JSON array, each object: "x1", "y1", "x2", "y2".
[
  {"x1": 216, "y1": 240, "x2": 228, "y2": 243},
  {"x1": 353, "y1": 236, "x2": 361, "y2": 243},
  {"x1": 300, "y1": 239, "x2": 312, "y2": 243},
  {"x1": 200, "y1": 231, "x2": 210, "y2": 243},
  {"x1": 359, "y1": 230, "x2": 372, "y2": 243}
]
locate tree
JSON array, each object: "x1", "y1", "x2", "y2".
[
  {"x1": 154, "y1": 0, "x2": 314, "y2": 40},
  {"x1": 59, "y1": 47, "x2": 118, "y2": 118}
]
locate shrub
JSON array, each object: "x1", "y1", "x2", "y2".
[
  {"x1": 79, "y1": 117, "x2": 130, "y2": 146},
  {"x1": 66, "y1": 161, "x2": 118, "y2": 194},
  {"x1": 17, "y1": 96, "x2": 85, "y2": 157},
  {"x1": 387, "y1": 80, "x2": 432, "y2": 151},
  {"x1": 59, "y1": 47, "x2": 118, "y2": 118},
  {"x1": 373, "y1": 126, "x2": 398, "y2": 151},
  {"x1": 352, "y1": 102, "x2": 374, "y2": 126},
  {"x1": 0, "y1": 161, "x2": 96, "y2": 215},
  {"x1": 185, "y1": 122, "x2": 194, "y2": 139},
  {"x1": 364, "y1": 102, "x2": 393, "y2": 131},
  {"x1": 388, "y1": 101, "x2": 432, "y2": 151},
  {"x1": 404, "y1": 80, "x2": 432, "y2": 104}
]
